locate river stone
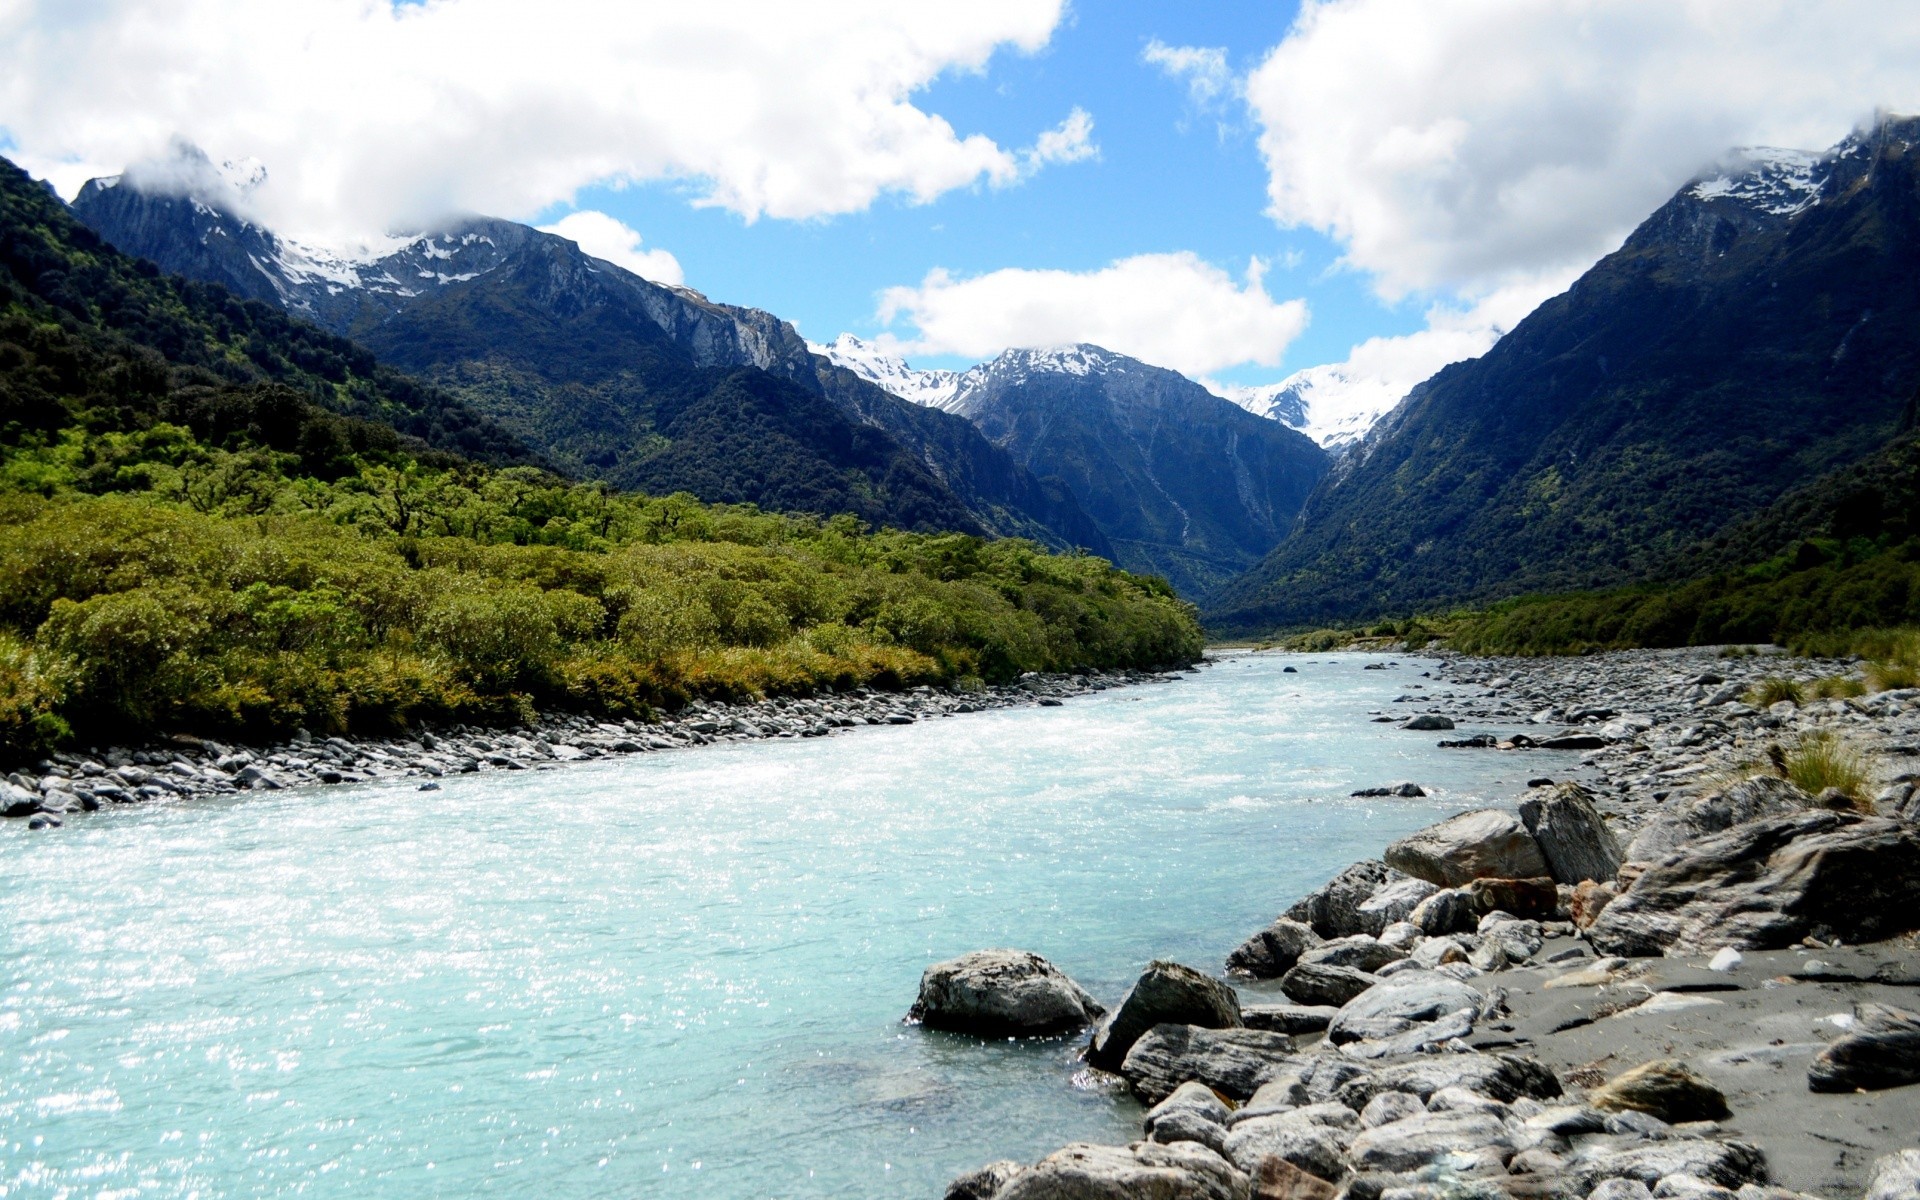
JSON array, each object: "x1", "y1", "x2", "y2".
[
  {"x1": 1336, "y1": 1053, "x2": 1564, "y2": 1109},
  {"x1": 1356, "y1": 879, "x2": 1442, "y2": 934},
  {"x1": 1090, "y1": 961, "x2": 1244, "y2": 1071},
  {"x1": 1300, "y1": 936, "x2": 1407, "y2": 974},
  {"x1": 1229, "y1": 919, "x2": 1324, "y2": 979},
  {"x1": 1146, "y1": 1081, "x2": 1233, "y2": 1153},
  {"x1": 1402, "y1": 715, "x2": 1456, "y2": 731},
  {"x1": 1409, "y1": 888, "x2": 1481, "y2": 936},
  {"x1": 946, "y1": 1160, "x2": 1026, "y2": 1200},
  {"x1": 1221, "y1": 1116, "x2": 1351, "y2": 1180},
  {"x1": 1519, "y1": 785, "x2": 1623, "y2": 884},
  {"x1": 1281, "y1": 962, "x2": 1380, "y2": 1007},
  {"x1": 1243, "y1": 1005, "x2": 1340, "y2": 1034},
  {"x1": 1588, "y1": 812, "x2": 1920, "y2": 955},
  {"x1": 1121, "y1": 1024, "x2": 1298, "y2": 1103},
  {"x1": 1326, "y1": 972, "x2": 1484, "y2": 1045},
  {"x1": 1286, "y1": 861, "x2": 1392, "y2": 939},
  {"x1": 1347, "y1": 1110, "x2": 1514, "y2": 1174},
  {"x1": 1385, "y1": 810, "x2": 1550, "y2": 889},
  {"x1": 1865, "y1": 1150, "x2": 1920, "y2": 1200},
  {"x1": 1255, "y1": 1156, "x2": 1340, "y2": 1200},
  {"x1": 909, "y1": 950, "x2": 1105, "y2": 1035},
  {"x1": 996, "y1": 1140, "x2": 1252, "y2": 1200},
  {"x1": 1564, "y1": 1140, "x2": 1768, "y2": 1194},
  {"x1": 1588, "y1": 1061, "x2": 1730, "y2": 1123},
  {"x1": 1807, "y1": 1002, "x2": 1920, "y2": 1093}
]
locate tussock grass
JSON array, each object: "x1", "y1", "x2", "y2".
[
  {"x1": 1780, "y1": 731, "x2": 1871, "y2": 804},
  {"x1": 1745, "y1": 677, "x2": 1806, "y2": 707},
  {"x1": 1809, "y1": 675, "x2": 1867, "y2": 699}
]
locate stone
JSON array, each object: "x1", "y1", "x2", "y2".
[
  {"x1": 1339, "y1": 1007, "x2": 1478, "y2": 1060},
  {"x1": 1122, "y1": 1024, "x2": 1297, "y2": 1104},
  {"x1": 1346, "y1": 1110, "x2": 1514, "y2": 1173},
  {"x1": 996, "y1": 1141, "x2": 1252, "y2": 1200},
  {"x1": 1221, "y1": 1116, "x2": 1351, "y2": 1180},
  {"x1": 1409, "y1": 889, "x2": 1481, "y2": 936},
  {"x1": 1229, "y1": 919, "x2": 1325, "y2": 979},
  {"x1": 1588, "y1": 812, "x2": 1920, "y2": 955},
  {"x1": 1519, "y1": 785, "x2": 1624, "y2": 884},
  {"x1": 1402, "y1": 716, "x2": 1456, "y2": 731},
  {"x1": 1242, "y1": 1005, "x2": 1340, "y2": 1035},
  {"x1": 1570, "y1": 881, "x2": 1620, "y2": 930},
  {"x1": 1281, "y1": 962, "x2": 1380, "y2": 1008},
  {"x1": 909, "y1": 950, "x2": 1105, "y2": 1036},
  {"x1": 1356, "y1": 879, "x2": 1442, "y2": 934},
  {"x1": 1623, "y1": 778, "x2": 1810, "y2": 864},
  {"x1": 1651, "y1": 1179, "x2": 1737, "y2": 1200},
  {"x1": 1146, "y1": 1081, "x2": 1233, "y2": 1153},
  {"x1": 1386, "y1": 810, "x2": 1551, "y2": 889},
  {"x1": 1564, "y1": 1141, "x2": 1767, "y2": 1194},
  {"x1": 1326, "y1": 972, "x2": 1485, "y2": 1045},
  {"x1": 1465, "y1": 877, "x2": 1560, "y2": 920},
  {"x1": 1299, "y1": 936, "x2": 1407, "y2": 974},
  {"x1": 1361, "y1": 1092, "x2": 1426, "y2": 1128},
  {"x1": 1807, "y1": 1002, "x2": 1920, "y2": 1093},
  {"x1": 1090, "y1": 961, "x2": 1244, "y2": 1071},
  {"x1": 946, "y1": 1160, "x2": 1025, "y2": 1200},
  {"x1": 1336, "y1": 1053, "x2": 1563, "y2": 1109},
  {"x1": 1352, "y1": 783, "x2": 1428, "y2": 798},
  {"x1": 1864, "y1": 1150, "x2": 1920, "y2": 1200},
  {"x1": 1286, "y1": 861, "x2": 1391, "y2": 939},
  {"x1": 1254, "y1": 1156, "x2": 1339, "y2": 1200},
  {"x1": 1588, "y1": 1061, "x2": 1730, "y2": 1123}
]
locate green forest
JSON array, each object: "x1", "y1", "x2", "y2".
[{"x1": 0, "y1": 161, "x2": 1201, "y2": 758}]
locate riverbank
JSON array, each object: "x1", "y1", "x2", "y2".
[
  {"x1": 940, "y1": 646, "x2": 1920, "y2": 1200},
  {"x1": 1, "y1": 665, "x2": 1192, "y2": 830}
]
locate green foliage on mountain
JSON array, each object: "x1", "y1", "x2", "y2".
[{"x1": 0, "y1": 161, "x2": 1202, "y2": 758}]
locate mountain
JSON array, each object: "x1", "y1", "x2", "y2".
[
  {"x1": 69, "y1": 150, "x2": 1108, "y2": 551},
  {"x1": 1214, "y1": 365, "x2": 1410, "y2": 451},
  {"x1": 811, "y1": 333, "x2": 964, "y2": 409},
  {"x1": 1207, "y1": 115, "x2": 1920, "y2": 633}
]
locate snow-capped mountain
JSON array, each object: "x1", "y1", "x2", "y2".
[
  {"x1": 1213, "y1": 366, "x2": 1411, "y2": 451},
  {"x1": 811, "y1": 334, "x2": 964, "y2": 410}
]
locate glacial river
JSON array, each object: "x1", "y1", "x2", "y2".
[{"x1": 1, "y1": 653, "x2": 1573, "y2": 1198}]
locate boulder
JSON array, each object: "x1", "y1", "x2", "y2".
[
  {"x1": 1281, "y1": 962, "x2": 1380, "y2": 1008},
  {"x1": 1409, "y1": 888, "x2": 1481, "y2": 936},
  {"x1": 1464, "y1": 877, "x2": 1560, "y2": 920},
  {"x1": 1336, "y1": 1053, "x2": 1563, "y2": 1109},
  {"x1": 1564, "y1": 1140, "x2": 1767, "y2": 1193},
  {"x1": 1229, "y1": 919, "x2": 1325, "y2": 979},
  {"x1": 1243, "y1": 1005, "x2": 1341, "y2": 1035},
  {"x1": 1570, "y1": 881, "x2": 1619, "y2": 930},
  {"x1": 1519, "y1": 785, "x2": 1623, "y2": 884},
  {"x1": 1222, "y1": 1116, "x2": 1351, "y2": 1180},
  {"x1": 1299, "y1": 936, "x2": 1407, "y2": 974},
  {"x1": 1386, "y1": 810, "x2": 1551, "y2": 888},
  {"x1": 909, "y1": 950, "x2": 1105, "y2": 1036},
  {"x1": 1865, "y1": 1150, "x2": 1920, "y2": 1200},
  {"x1": 946, "y1": 1160, "x2": 1026, "y2": 1200},
  {"x1": 1356, "y1": 878, "x2": 1442, "y2": 933},
  {"x1": 1402, "y1": 715, "x2": 1456, "y2": 731},
  {"x1": 1326, "y1": 972, "x2": 1485, "y2": 1045},
  {"x1": 1346, "y1": 1110, "x2": 1514, "y2": 1173},
  {"x1": 1807, "y1": 1003, "x2": 1920, "y2": 1093},
  {"x1": 996, "y1": 1141, "x2": 1252, "y2": 1200},
  {"x1": 1089, "y1": 961, "x2": 1243, "y2": 1071},
  {"x1": 1588, "y1": 812, "x2": 1920, "y2": 955},
  {"x1": 1286, "y1": 861, "x2": 1392, "y2": 939},
  {"x1": 1121, "y1": 1024, "x2": 1297, "y2": 1103},
  {"x1": 1360, "y1": 1092, "x2": 1426, "y2": 1128},
  {"x1": 1146, "y1": 1081, "x2": 1234, "y2": 1153},
  {"x1": 1338, "y1": 1007, "x2": 1477, "y2": 1060},
  {"x1": 1623, "y1": 778, "x2": 1809, "y2": 863},
  {"x1": 1588, "y1": 1060, "x2": 1730, "y2": 1123},
  {"x1": 1254, "y1": 1156, "x2": 1339, "y2": 1200}
]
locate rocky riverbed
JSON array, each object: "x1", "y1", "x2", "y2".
[
  {"x1": 0, "y1": 666, "x2": 1187, "y2": 831},
  {"x1": 931, "y1": 647, "x2": 1920, "y2": 1200}
]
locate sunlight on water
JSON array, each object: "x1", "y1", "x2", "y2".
[{"x1": 0, "y1": 654, "x2": 1573, "y2": 1198}]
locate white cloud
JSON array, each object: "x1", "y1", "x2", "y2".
[
  {"x1": 1245, "y1": 0, "x2": 1920, "y2": 299},
  {"x1": 537, "y1": 211, "x2": 684, "y2": 286},
  {"x1": 1142, "y1": 40, "x2": 1231, "y2": 109},
  {"x1": 0, "y1": 0, "x2": 1070, "y2": 243},
  {"x1": 1023, "y1": 107, "x2": 1099, "y2": 172},
  {"x1": 878, "y1": 252, "x2": 1309, "y2": 377}
]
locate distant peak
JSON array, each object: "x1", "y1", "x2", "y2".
[
  {"x1": 118, "y1": 137, "x2": 266, "y2": 217},
  {"x1": 1687, "y1": 145, "x2": 1827, "y2": 217}
]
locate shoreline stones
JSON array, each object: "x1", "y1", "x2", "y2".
[
  {"x1": 1087, "y1": 960, "x2": 1243, "y2": 1072},
  {"x1": 1384, "y1": 809, "x2": 1551, "y2": 888},
  {"x1": 907, "y1": 950, "x2": 1104, "y2": 1036}
]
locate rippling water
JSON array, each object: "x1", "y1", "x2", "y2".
[{"x1": 1, "y1": 653, "x2": 1572, "y2": 1198}]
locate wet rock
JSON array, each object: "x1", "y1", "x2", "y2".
[
  {"x1": 1243, "y1": 1005, "x2": 1340, "y2": 1034},
  {"x1": 1588, "y1": 1061, "x2": 1730, "y2": 1124},
  {"x1": 1353, "y1": 783, "x2": 1428, "y2": 798},
  {"x1": 1286, "y1": 861, "x2": 1391, "y2": 939},
  {"x1": 1121, "y1": 1024, "x2": 1297, "y2": 1103},
  {"x1": 1589, "y1": 812, "x2": 1920, "y2": 955},
  {"x1": 1864, "y1": 1150, "x2": 1920, "y2": 1200},
  {"x1": 1336, "y1": 1053, "x2": 1563, "y2": 1109},
  {"x1": 1402, "y1": 716, "x2": 1456, "y2": 731},
  {"x1": 1519, "y1": 785, "x2": 1623, "y2": 884},
  {"x1": 1254, "y1": 1156, "x2": 1339, "y2": 1200},
  {"x1": 1807, "y1": 1002, "x2": 1920, "y2": 1093},
  {"x1": 1386, "y1": 810, "x2": 1550, "y2": 889},
  {"x1": 1300, "y1": 935, "x2": 1407, "y2": 974},
  {"x1": 1281, "y1": 962, "x2": 1380, "y2": 1007},
  {"x1": 946, "y1": 1160, "x2": 1026, "y2": 1200},
  {"x1": 1229, "y1": 919, "x2": 1325, "y2": 980},
  {"x1": 1347, "y1": 1110, "x2": 1513, "y2": 1173},
  {"x1": 1222, "y1": 1116, "x2": 1351, "y2": 1180},
  {"x1": 1326, "y1": 972, "x2": 1484, "y2": 1045},
  {"x1": 909, "y1": 949, "x2": 1105, "y2": 1036},
  {"x1": 995, "y1": 1141, "x2": 1251, "y2": 1200},
  {"x1": 1089, "y1": 961, "x2": 1244, "y2": 1071},
  {"x1": 1145, "y1": 1081, "x2": 1233, "y2": 1153}
]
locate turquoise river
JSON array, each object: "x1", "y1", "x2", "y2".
[{"x1": 1, "y1": 653, "x2": 1575, "y2": 1198}]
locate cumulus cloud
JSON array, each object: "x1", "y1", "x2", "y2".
[
  {"x1": 1023, "y1": 107, "x2": 1099, "y2": 172},
  {"x1": 1142, "y1": 40, "x2": 1231, "y2": 109},
  {"x1": 1246, "y1": 0, "x2": 1920, "y2": 299},
  {"x1": 537, "y1": 211, "x2": 684, "y2": 286},
  {"x1": 877, "y1": 253, "x2": 1309, "y2": 376},
  {"x1": 0, "y1": 0, "x2": 1071, "y2": 243},
  {"x1": 1322, "y1": 270, "x2": 1572, "y2": 401}
]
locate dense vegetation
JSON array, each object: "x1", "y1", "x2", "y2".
[{"x1": 0, "y1": 161, "x2": 1201, "y2": 758}]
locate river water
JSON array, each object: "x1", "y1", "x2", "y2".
[{"x1": 1, "y1": 653, "x2": 1573, "y2": 1198}]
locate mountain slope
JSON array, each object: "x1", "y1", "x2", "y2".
[
  {"x1": 1208, "y1": 116, "x2": 1920, "y2": 633},
  {"x1": 71, "y1": 158, "x2": 1106, "y2": 549}
]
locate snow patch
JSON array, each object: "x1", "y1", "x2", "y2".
[
  {"x1": 1215, "y1": 365, "x2": 1409, "y2": 450},
  {"x1": 1689, "y1": 146, "x2": 1828, "y2": 217},
  {"x1": 814, "y1": 334, "x2": 966, "y2": 410}
]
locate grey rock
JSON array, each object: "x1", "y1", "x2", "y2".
[
  {"x1": 1233, "y1": 1076, "x2": 1310, "y2": 1124},
  {"x1": 909, "y1": 950, "x2": 1105, "y2": 1036},
  {"x1": 1336, "y1": 1053, "x2": 1563, "y2": 1109},
  {"x1": 1590, "y1": 1181, "x2": 1656, "y2": 1200},
  {"x1": 1624, "y1": 778, "x2": 1810, "y2": 863},
  {"x1": 1227, "y1": 918, "x2": 1324, "y2": 979},
  {"x1": 1426, "y1": 1086, "x2": 1509, "y2": 1116},
  {"x1": 1326, "y1": 972, "x2": 1484, "y2": 1045},
  {"x1": 1864, "y1": 1150, "x2": 1920, "y2": 1200},
  {"x1": 1652, "y1": 1177, "x2": 1737, "y2": 1200},
  {"x1": 1401, "y1": 715, "x2": 1456, "y2": 731},
  {"x1": 1338, "y1": 1007, "x2": 1478, "y2": 1060},
  {"x1": 1281, "y1": 961, "x2": 1380, "y2": 1007},
  {"x1": 1300, "y1": 935, "x2": 1407, "y2": 974},
  {"x1": 1408, "y1": 888, "x2": 1480, "y2": 936},
  {"x1": 1120, "y1": 1024, "x2": 1297, "y2": 1103},
  {"x1": 1385, "y1": 810, "x2": 1550, "y2": 888},
  {"x1": 1807, "y1": 1002, "x2": 1920, "y2": 1093},
  {"x1": 1564, "y1": 1140, "x2": 1767, "y2": 1193},
  {"x1": 1145, "y1": 1081, "x2": 1233, "y2": 1153},
  {"x1": 946, "y1": 1160, "x2": 1025, "y2": 1200},
  {"x1": 1361, "y1": 1092, "x2": 1426, "y2": 1128},
  {"x1": 1221, "y1": 1115, "x2": 1350, "y2": 1180},
  {"x1": 1519, "y1": 784, "x2": 1624, "y2": 884},
  {"x1": 1346, "y1": 1110, "x2": 1513, "y2": 1173},
  {"x1": 1286, "y1": 861, "x2": 1392, "y2": 939},
  {"x1": 1242, "y1": 1004, "x2": 1340, "y2": 1035},
  {"x1": 1089, "y1": 961, "x2": 1243, "y2": 1072},
  {"x1": 1355, "y1": 879, "x2": 1442, "y2": 934},
  {"x1": 995, "y1": 1140, "x2": 1252, "y2": 1200},
  {"x1": 1589, "y1": 812, "x2": 1920, "y2": 955}
]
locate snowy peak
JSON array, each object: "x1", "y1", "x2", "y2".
[
  {"x1": 812, "y1": 334, "x2": 965, "y2": 410},
  {"x1": 1214, "y1": 365, "x2": 1409, "y2": 451},
  {"x1": 1688, "y1": 146, "x2": 1831, "y2": 217}
]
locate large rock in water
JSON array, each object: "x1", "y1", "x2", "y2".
[
  {"x1": 1808, "y1": 1002, "x2": 1920, "y2": 1093},
  {"x1": 1588, "y1": 811, "x2": 1920, "y2": 955},
  {"x1": 1226, "y1": 918, "x2": 1323, "y2": 979},
  {"x1": 1284, "y1": 861, "x2": 1391, "y2": 938},
  {"x1": 909, "y1": 950, "x2": 1105, "y2": 1035},
  {"x1": 1121, "y1": 1024, "x2": 1297, "y2": 1103},
  {"x1": 1519, "y1": 784, "x2": 1623, "y2": 883},
  {"x1": 994, "y1": 1140, "x2": 1252, "y2": 1200},
  {"x1": 1384, "y1": 810, "x2": 1550, "y2": 888},
  {"x1": 1088, "y1": 961, "x2": 1242, "y2": 1071}
]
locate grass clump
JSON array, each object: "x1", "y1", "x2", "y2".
[
  {"x1": 1809, "y1": 675, "x2": 1868, "y2": 699},
  {"x1": 1778, "y1": 731, "x2": 1872, "y2": 804},
  {"x1": 1745, "y1": 677, "x2": 1806, "y2": 707}
]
